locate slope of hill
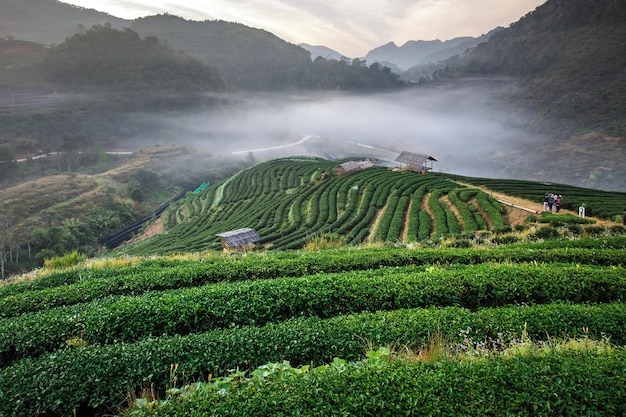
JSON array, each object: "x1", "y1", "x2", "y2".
[
  {"x1": 0, "y1": 0, "x2": 129, "y2": 44},
  {"x1": 117, "y1": 157, "x2": 626, "y2": 256},
  {"x1": 448, "y1": 0, "x2": 626, "y2": 137},
  {"x1": 432, "y1": 0, "x2": 626, "y2": 193},
  {"x1": 130, "y1": 15, "x2": 313, "y2": 90},
  {"x1": 0, "y1": 146, "x2": 248, "y2": 274},
  {"x1": 43, "y1": 24, "x2": 226, "y2": 91},
  {"x1": 1, "y1": 235, "x2": 625, "y2": 416}
]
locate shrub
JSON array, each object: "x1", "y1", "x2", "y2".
[
  {"x1": 492, "y1": 235, "x2": 520, "y2": 245},
  {"x1": 584, "y1": 226, "x2": 607, "y2": 236},
  {"x1": 610, "y1": 225, "x2": 625, "y2": 236},
  {"x1": 43, "y1": 251, "x2": 85, "y2": 270},
  {"x1": 530, "y1": 226, "x2": 560, "y2": 240},
  {"x1": 567, "y1": 224, "x2": 583, "y2": 236}
]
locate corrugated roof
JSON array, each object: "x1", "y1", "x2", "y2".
[
  {"x1": 217, "y1": 228, "x2": 261, "y2": 247},
  {"x1": 338, "y1": 160, "x2": 374, "y2": 173},
  {"x1": 395, "y1": 151, "x2": 437, "y2": 166}
]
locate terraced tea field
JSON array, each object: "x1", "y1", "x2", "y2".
[
  {"x1": 3, "y1": 157, "x2": 626, "y2": 416},
  {"x1": 1, "y1": 239, "x2": 625, "y2": 416},
  {"x1": 116, "y1": 157, "x2": 624, "y2": 257}
]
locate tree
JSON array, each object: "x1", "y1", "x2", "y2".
[
  {"x1": 59, "y1": 134, "x2": 85, "y2": 172},
  {"x1": 0, "y1": 145, "x2": 17, "y2": 184}
]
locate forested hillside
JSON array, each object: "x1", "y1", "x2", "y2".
[
  {"x1": 131, "y1": 15, "x2": 402, "y2": 90},
  {"x1": 0, "y1": 0, "x2": 129, "y2": 44},
  {"x1": 447, "y1": 0, "x2": 626, "y2": 137},
  {"x1": 44, "y1": 25, "x2": 226, "y2": 91},
  {"x1": 0, "y1": 146, "x2": 249, "y2": 277}
]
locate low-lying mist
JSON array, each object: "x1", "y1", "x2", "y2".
[{"x1": 129, "y1": 79, "x2": 545, "y2": 180}]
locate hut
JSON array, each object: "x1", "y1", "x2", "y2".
[
  {"x1": 395, "y1": 151, "x2": 437, "y2": 173},
  {"x1": 216, "y1": 228, "x2": 261, "y2": 250},
  {"x1": 332, "y1": 160, "x2": 374, "y2": 176}
]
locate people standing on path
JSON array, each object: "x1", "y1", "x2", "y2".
[{"x1": 622, "y1": 209, "x2": 626, "y2": 225}]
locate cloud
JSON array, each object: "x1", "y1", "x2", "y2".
[{"x1": 70, "y1": 0, "x2": 546, "y2": 56}]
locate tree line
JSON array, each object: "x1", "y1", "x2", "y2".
[{"x1": 41, "y1": 24, "x2": 402, "y2": 92}]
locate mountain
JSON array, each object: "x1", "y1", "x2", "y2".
[
  {"x1": 365, "y1": 31, "x2": 498, "y2": 70},
  {"x1": 449, "y1": 0, "x2": 626, "y2": 131},
  {"x1": 299, "y1": 43, "x2": 346, "y2": 60},
  {"x1": 43, "y1": 24, "x2": 226, "y2": 91},
  {"x1": 439, "y1": 0, "x2": 626, "y2": 190},
  {"x1": 130, "y1": 15, "x2": 313, "y2": 90},
  {"x1": 0, "y1": 0, "x2": 130, "y2": 44}
]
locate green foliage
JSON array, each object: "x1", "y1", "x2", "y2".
[
  {"x1": 42, "y1": 250, "x2": 85, "y2": 270},
  {"x1": 447, "y1": 174, "x2": 626, "y2": 220},
  {"x1": 3, "y1": 242, "x2": 626, "y2": 318},
  {"x1": 531, "y1": 226, "x2": 561, "y2": 240},
  {"x1": 538, "y1": 212, "x2": 596, "y2": 226},
  {"x1": 3, "y1": 262, "x2": 625, "y2": 366},
  {"x1": 128, "y1": 343, "x2": 626, "y2": 417},
  {"x1": 44, "y1": 25, "x2": 226, "y2": 92},
  {"x1": 2, "y1": 301, "x2": 625, "y2": 417}
]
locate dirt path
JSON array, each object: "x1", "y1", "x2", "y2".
[
  {"x1": 452, "y1": 180, "x2": 615, "y2": 228},
  {"x1": 421, "y1": 192, "x2": 435, "y2": 237},
  {"x1": 441, "y1": 195, "x2": 464, "y2": 232},
  {"x1": 367, "y1": 207, "x2": 386, "y2": 243},
  {"x1": 400, "y1": 198, "x2": 413, "y2": 243}
]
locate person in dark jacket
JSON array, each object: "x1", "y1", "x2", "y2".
[{"x1": 623, "y1": 209, "x2": 626, "y2": 225}]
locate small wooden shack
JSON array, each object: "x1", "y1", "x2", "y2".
[
  {"x1": 395, "y1": 151, "x2": 437, "y2": 173},
  {"x1": 216, "y1": 228, "x2": 261, "y2": 250},
  {"x1": 332, "y1": 160, "x2": 374, "y2": 176}
]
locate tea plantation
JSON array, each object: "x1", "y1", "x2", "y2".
[
  {"x1": 114, "y1": 157, "x2": 626, "y2": 256},
  {"x1": 1, "y1": 157, "x2": 626, "y2": 416}
]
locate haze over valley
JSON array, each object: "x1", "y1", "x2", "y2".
[{"x1": 140, "y1": 80, "x2": 537, "y2": 181}]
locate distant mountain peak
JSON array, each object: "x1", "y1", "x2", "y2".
[
  {"x1": 298, "y1": 43, "x2": 347, "y2": 60},
  {"x1": 365, "y1": 33, "x2": 496, "y2": 70}
]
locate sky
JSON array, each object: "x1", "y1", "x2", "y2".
[{"x1": 62, "y1": 0, "x2": 546, "y2": 57}]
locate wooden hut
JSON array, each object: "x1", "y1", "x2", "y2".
[
  {"x1": 217, "y1": 228, "x2": 261, "y2": 250},
  {"x1": 332, "y1": 160, "x2": 374, "y2": 176},
  {"x1": 395, "y1": 151, "x2": 437, "y2": 173}
]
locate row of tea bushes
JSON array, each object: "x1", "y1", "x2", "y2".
[
  {"x1": 2, "y1": 245, "x2": 625, "y2": 318},
  {"x1": 2, "y1": 302, "x2": 624, "y2": 416},
  {"x1": 2, "y1": 263, "x2": 624, "y2": 366},
  {"x1": 126, "y1": 344, "x2": 625, "y2": 416}
]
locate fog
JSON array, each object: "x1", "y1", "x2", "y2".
[{"x1": 130, "y1": 79, "x2": 545, "y2": 179}]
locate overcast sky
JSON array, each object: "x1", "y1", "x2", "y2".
[{"x1": 63, "y1": 0, "x2": 546, "y2": 57}]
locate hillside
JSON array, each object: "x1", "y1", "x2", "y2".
[
  {"x1": 1, "y1": 235, "x2": 625, "y2": 416},
  {"x1": 427, "y1": 0, "x2": 626, "y2": 193},
  {"x1": 454, "y1": 0, "x2": 626, "y2": 135},
  {"x1": 43, "y1": 24, "x2": 226, "y2": 91},
  {"x1": 130, "y1": 15, "x2": 313, "y2": 90},
  {"x1": 117, "y1": 157, "x2": 626, "y2": 256},
  {"x1": 0, "y1": 146, "x2": 248, "y2": 275},
  {"x1": 0, "y1": 0, "x2": 129, "y2": 44}
]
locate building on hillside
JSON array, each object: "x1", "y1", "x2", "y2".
[
  {"x1": 395, "y1": 151, "x2": 437, "y2": 173},
  {"x1": 216, "y1": 228, "x2": 261, "y2": 250},
  {"x1": 332, "y1": 160, "x2": 374, "y2": 176}
]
